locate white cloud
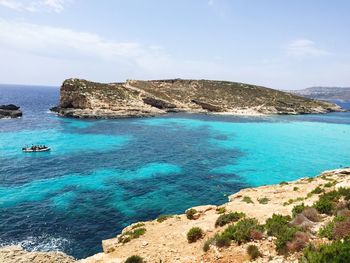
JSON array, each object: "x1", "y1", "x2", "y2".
[
  {"x1": 0, "y1": 0, "x2": 71, "y2": 13},
  {"x1": 0, "y1": 18, "x2": 190, "y2": 82},
  {"x1": 286, "y1": 39, "x2": 331, "y2": 57},
  {"x1": 0, "y1": 19, "x2": 161, "y2": 61}
]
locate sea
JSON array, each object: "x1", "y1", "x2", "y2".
[{"x1": 0, "y1": 84, "x2": 350, "y2": 259}]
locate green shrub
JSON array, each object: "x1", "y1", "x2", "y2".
[
  {"x1": 324, "y1": 182, "x2": 334, "y2": 188},
  {"x1": 293, "y1": 187, "x2": 299, "y2": 191},
  {"x1": 131, "y1": 223, "x2": 145, "y2": 229},
  {"x1": 311, "y1": 186, "x2": 324, "y2": 195},
  {"x1": 314, "y1": 199, "x2": 333, "y2": 215},
  {"x1": 186, "y1": 208, "x2": 197, "y2": 220},
  {"x1": 301, "y1": 240, "x2": 350, "y2": 263},
  {"x1": 203, "y1": 237, "x2": 215, "y2": 252},
  {"x1": 212, "y1": 218, "x2": 262, "y2": 247},
  {"x1": 242, "y1": 196, "x2": 253, "y2": 204},
  {"x1": 230, "y1": 218, "x2": 262, "y2": 244},
  {"x1": 187, "y1": 227, "x2": 203, "y2": 243},
  {"x1": 125, "y1": 255, "x2": 143, "y2": 263},
  {"x1": 157, "y1": 214, "x2": 173, "y2": 223},
  {"x1": 274, "y1": 226, "x2": 298, "y2": 254},
  {"x1": 258, "y1": 197, "x2": 269, "y2": 204},
  {"x1": 265, "y1": 214, "x2": 291, "y2": 236},
  {"x1": 318, "y1": 221, "x2": 335, "y2": 239},
  {"x1": 338, "y1": 187, "x2": 350, "y2": 201},
  {"x1": 118, "y1": 228, "x2": 146, "y2": 243},
  {"x1": 216, "y1": 207, "x2": 226, "y2": 214},
  {"x1": 215, "y1": 212, "x2": 245, "y2": 227},
  {"x1": 280, "y1": 181, "x2": 288, "y2": 185},
  {"x1": 213, "y1": 232, "x2": 231, "y2": 248},
  {"x1": 247, "y1": 245, "x2": 261, "y2": 260},
  {"x1": 318, "y1": 216, "x2": 346, "y2": 239},
  {"x1": 292, "y1": 203, "x2": 305, "y2": 217},
  {"x1": 313, "y1": 190, "x2": 340, "y2": 215}
]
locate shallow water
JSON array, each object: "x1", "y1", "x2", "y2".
[{"x1": 0, "y1": 85, "x2": 350, "y2": 258}]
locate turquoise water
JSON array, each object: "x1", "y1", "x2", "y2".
[{"x1": 0, "y1": 85, "x2": 350, "y2": 258}]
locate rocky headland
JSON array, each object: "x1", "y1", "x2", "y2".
[
  {"x1": 2, "y1": 168, "x2": 350, "y2": 262},
  {"x1": 52, "y1": 78, "x2": 343, "y2": 118},
  {"x1": 0, "y1": 104, "x2": 22, "y2": 119},
  {"x1": 290, "y1": 87, "x2": 350, "y2": 102}
]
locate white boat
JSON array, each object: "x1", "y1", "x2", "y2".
[{"x1": 22, "y1": 146, "x2": 51, "y2": 152}]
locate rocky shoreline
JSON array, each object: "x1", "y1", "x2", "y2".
[
  {"x1": 0, "y1": 104, "x2": 22, "y2": 119},
  {"x1": 52, "y1": 78, "x2": 343, "y2": 119},
  {"x1": 2, "y1": 167, "x2": 350, "y2": 262}
]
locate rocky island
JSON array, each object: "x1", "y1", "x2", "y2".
[
  {"x1": 2, "y1": 168, "x2": 350, "y2": 263},
  {"x1": 0, "y1": 104, "x2": 22, "y2": 119},
  {"x1": 52, "y1": 78, "x2": 342, "y2": 118}
]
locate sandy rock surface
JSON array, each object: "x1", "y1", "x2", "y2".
[
  {"x1": 80, "y1": 168, "x2": 350, "y2": 263},
  {"x1": 0, "y1": 246, "x2": 75, "y2": 263}
]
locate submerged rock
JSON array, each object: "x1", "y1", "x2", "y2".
[{"x1": 0, "y1": 104, "x2": 22, "y2": 119}]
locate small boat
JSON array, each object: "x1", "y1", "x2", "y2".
[{"x1": 22, "y1": 146, "x2": 51, "y2": 152}]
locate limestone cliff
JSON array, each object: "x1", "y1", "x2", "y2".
[{"x1": 53, "y1": 78, "x2": 343, "y2": 118}]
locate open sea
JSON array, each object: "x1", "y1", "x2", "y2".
[{"x1": 0, "y1": 84, "x2": 350, "y2": 259}]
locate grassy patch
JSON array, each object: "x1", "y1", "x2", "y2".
[
  {"x1": 118, "y1": 228, "x2": 146, "y2": 243},
  {"x1": 247, "y1": 245, "x2": 261, "y2": 260},
  {"x1": 203, "y1": 237, "x2": 215, "y2": 252},
  {"x1": 301, "y1": 240, "x2": 350, "y2": 263},
  {"x1": 292, "y1": 203, "x2": 305, "y2": 217},
  {"x1": 258, "y1": 197, "x2": 269, "y2": 204},
  {"x1": 311, "y1": 186, "x2": 324, "y2": 195},
  {"x1": 186, "y1": 208, "x2": 197, "y2": 220},
  {"x1": 265, "y1": 214, "x2": 292, "y2": 237},
  {"x1": 242, "y1": 196, "x2": 254, "y2": 204},
  {"x1": 324, "y1": 181, "x2": 335, "y2": 188},
  {"x1": 125, "y1": 255, "x2": 143, "y2": 263},
  {"x1": 215, "y1": 212, "x2": 245, "y2": 227},
  {"x1": 156, "y1": 214, "x2": 173, "y2": 223},
  {"x1": 131, "y1": 223, "x2": 145, "y2": 229},
  {"x1": 187, "y1": 227, "x2": 203, "y2": 243},
  {"x1": 318, "y1": 216, "x2": 346, "y2": 240},
  {"x1": 313, "y1": 190, "x2": 340, "y2": 215},
  {"x1": 216, "y1": 207, "x2": 226, "y2": 214}
]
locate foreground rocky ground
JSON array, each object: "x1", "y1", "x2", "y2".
[
  {"x1": 0, "y1": 246, "x2": 74, "y2": 263},
  {"x1": 52, "y1": 78, "x2": 342, "y2": 118},
  {"x1": 1, "y1": 167, "x2": 350, "y2": 263}
]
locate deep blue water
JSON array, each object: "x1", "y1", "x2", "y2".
[{"x1": 0, "y1": 85, "x2": 350, "y2": 259}]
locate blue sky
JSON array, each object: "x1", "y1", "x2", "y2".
[{"x1": 0, "y1": 0, "x2": 349, "y2": 89}]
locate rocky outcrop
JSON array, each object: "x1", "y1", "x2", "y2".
[
  {"x1": 80, "y1": 168, "x2": 350, "y2": 263},
  {"x1": 0, "y1": 246, "x2": 75, "y2": 263},
  {"x1": 53, "y1": 78, "x2": 343, "y2": 118},
  {"x1": 0, "y1": 104, "x2": 22, "y2": 119}
]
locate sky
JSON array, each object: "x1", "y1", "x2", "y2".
[{"x1": 0, "y1": 0, "x2": 349, "y2": 89}]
